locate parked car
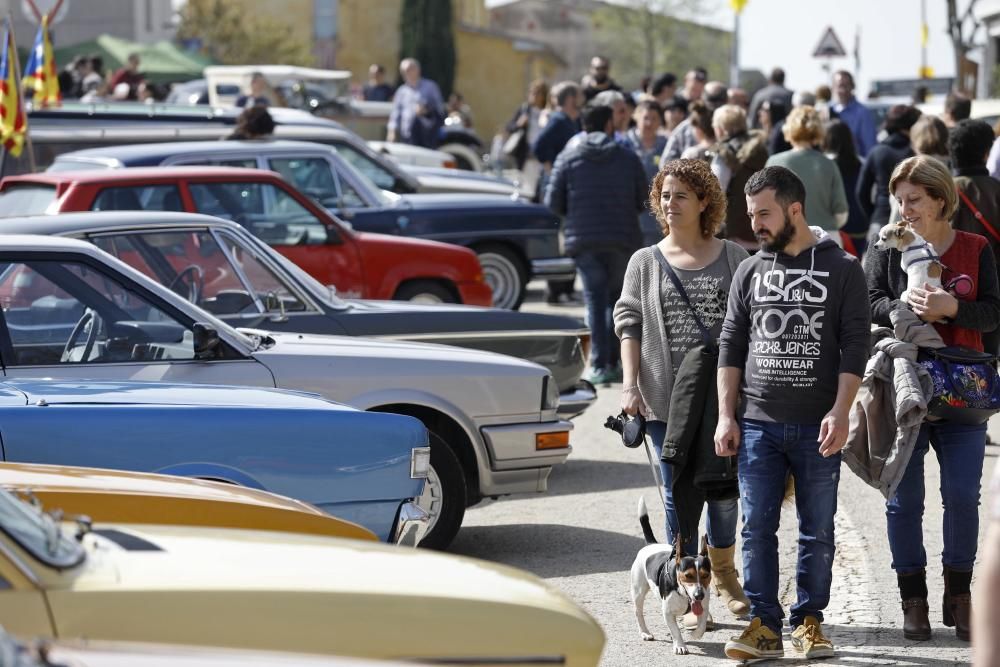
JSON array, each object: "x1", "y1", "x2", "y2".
[
  {"x1": 0, "y1": 212, "x2": 594, "y2": 418},
  {"x1": 0, "y1": 379, "x2": 426, "y2": 543},
  {"x1": 44, "y1": 141, "x2": 574, "y2": 308},
  {"x1": 0, "y1": 489, "x2": 605, "y2": 665},
  {"x1": 3, "y1": 101, "x2": 456, "y2": 177},
  {"x1": 0, "y1": 235, "x2": 573, "y2": 549},
  {"x1": 0, "y1": 167, "x2": 493, "y2": 306},
  {"x1": 0, "y1": 462, "x2": 379, "y2": 542},
  {"x1": 0, "y1": 628, "x2": 428, "y2": 667}
]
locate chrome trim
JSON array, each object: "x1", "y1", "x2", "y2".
[
  {"x1": 556, "y1": 380, "x2": 597, "y2": 420},
  {"x1": 377, "y1": 328, "x2": 588, "y2": 342},
  {"x1": 530, "y1": 257, "x2": 576, "y2": 274},
  {"x1": 0, "y1": 538, "x2": 42, "y2": 587},
  {"x1": 393, "y1": 501, "x2": 429, "y2": 547}
]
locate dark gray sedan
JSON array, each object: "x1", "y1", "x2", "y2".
[{"x1": 0, "y1": 211, "x2": 595, "y2": 418}]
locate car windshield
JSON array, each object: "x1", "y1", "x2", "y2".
[
  {"x1": 327, "y1": 148, "x2": 394, "y2": 207},
  {"x1": 0, "y1": 185, "x2": 58, "y2": 217},
  {"x1": 0, "y1": 488, "x2": 84, "y2": 570}
]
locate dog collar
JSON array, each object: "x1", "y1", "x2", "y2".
[{"x1": 900, "y1": 242, "x2": 941, "y2": 271}]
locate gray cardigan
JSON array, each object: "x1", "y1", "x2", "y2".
[{"x1": 613, "y1": 241, "x2": 750, "y2": 422}]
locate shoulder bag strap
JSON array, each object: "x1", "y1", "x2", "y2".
[
  {"x1": 957, "y1": 187, "x2": 1000, "y2": 245},
  {"x1": 652, "y1": 246, "x2": 714, "y2": 349}
]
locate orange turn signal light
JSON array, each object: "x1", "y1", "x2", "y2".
[{"x1": 536, "y1": 431, "x2": 570, "y2": 450}]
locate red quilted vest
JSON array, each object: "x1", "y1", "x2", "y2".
[{"x1": 936, "y1": 230, "x2": 987, "y2": 351}]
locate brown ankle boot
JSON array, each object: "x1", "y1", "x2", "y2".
[
  {"x1": 897, "y1": 570, "x2": 931, "y2": 641},
  {"x1": 708, "y1": 544, "x2": 750, "y2": 616},
  {"x1": 943, "y1": 566, "x2": 972, "y2": 641}
]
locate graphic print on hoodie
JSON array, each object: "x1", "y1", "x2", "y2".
[{"x1": 718, "y1": 230, "x2": 871, "y2": 423}]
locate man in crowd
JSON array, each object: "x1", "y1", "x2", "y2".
[
  {"x1": 943, "y1": 91, "x2": 972, "y2": 129},
  {"x1": 108, "y1": 53, "x2": 144, "y2": 101},
  {"x1": 749, "y1": 68, "x2": 793, "y2": 129},
  {"x1": 831, "y1": 70, "x2": 877, "y2": 157},
  {"x1": 235, "y1": 71, "x2": 271, "y2": 108},
  {"x1": 662, "y1": 79, "x2": 728, "y2": 161},
  {"x1": 680, "y1": 67, "x2": 707, "y2": 103},
  {"x1": 533, "y1": 81, "x2": 583, "y2": 305},
  {"x1": 716, "y1": 166, "x2": 870, "y2": 661},
  {"x1": 649, "y1": 72, "x2": 677, "y2": 107},
  {"x1": 581, "y1": 56, "x2": 622, "y2": 102},
  {"x1": 387, "y1": 58, "x2": 445, "y2": 149},
  {"x1": 362, "y1": 64, "x2": 394, "y2": 102},
  {"x1": 545, "y1": 104, "x2": 645, "y2": 384}
]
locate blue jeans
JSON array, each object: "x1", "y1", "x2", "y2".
[
  {"x1": 574, "y1": 249, "x2": 630, "y2": 371},
  {"x1": 886, "y1": 420, "x2": 987, "y2": 573},
  {"x1": 647, "y1": 420, "x2": 739, "y2": 555},
  {"x1": 739, "y1": 419, "x2": 841, "y2": 632}
]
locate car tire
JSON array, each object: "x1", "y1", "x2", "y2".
[
  {"x1": 417, "y1": 432, "x2": 467, "y2": 550},
  {"x1": 476, "y1": 245, "x2": 526, "y2": 310},
  {"x1": 393, "y1": 280, "x2": 457, "y2": 304}
]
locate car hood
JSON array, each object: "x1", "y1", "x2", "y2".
[
  {"x1": 46, "y1": 524, "x2": 604, "y2": 664},
  {"x1": 393, "y1": 193, "x2": 542, "y2": 212},
  {"x1": 340, "y1": 299, "x2": 585, "y2": 336},
  {"x1": 0, "y1": 379, "x2": 342, "y2": 410},
  {"x1": 243, "y1": 330, "x2": 551, "y2": 416}
]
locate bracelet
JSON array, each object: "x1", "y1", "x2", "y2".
[{"x1": 622, "y1": 386, "x2": 639, "y2": 393}]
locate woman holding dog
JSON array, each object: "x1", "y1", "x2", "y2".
[
  {"x1": 613, "y1": 159, "x2": 750, "y2": 620},
  {"x1": 863, "y1": 155, "x2": 1000, "y2": 642}
]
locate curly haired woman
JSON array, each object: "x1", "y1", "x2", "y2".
[{"x1": 613, "y1": 158, "x2": 750, "y2": 621}]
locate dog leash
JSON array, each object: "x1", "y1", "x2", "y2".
[{"x1": 641, "y1": 435, "x2": 670, "y2": 514}]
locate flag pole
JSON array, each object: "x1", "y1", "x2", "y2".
[{"x1": 8, "y1": 12, "x2": 36, "y2": 173}]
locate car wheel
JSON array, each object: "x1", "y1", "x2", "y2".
[
  {"x1": 476, "y1": 245, "x2": 526, "y2": 310},
  {"x1": 416, "y1": 432, "x2": 467, "y2": 550},
  {"x1": 393, "y1": 280, "x2": 457, "y2": 304}
]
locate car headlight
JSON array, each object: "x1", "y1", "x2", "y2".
[
  {"x1": 410, "y1": 447, "x2": 431, "y2": 479},
  {"x1": 541, "y1": 375, "x2": 560, "y2": 411}
]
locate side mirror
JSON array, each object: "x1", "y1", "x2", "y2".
[{"x1": 192, "y1": 322, "x2": 221, "y2": 360}]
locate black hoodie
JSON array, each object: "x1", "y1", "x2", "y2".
[{"x1": 718, "y1": 231, "x2": 871, "y2": 423}]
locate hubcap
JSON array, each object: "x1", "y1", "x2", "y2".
[
  {"x1": 408, "y1": 292, "x2": 445, "y2": 304},
  {"x1": 478, "y1": 252, "x2": 521, "y2": 309},
  {"x1": 414, "y1": 463, "x2": 442, "y2": 534}
]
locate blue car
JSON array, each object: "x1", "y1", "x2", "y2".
[
  {"x1": 48, "y1": 140, "x2": 576, "y2": 309},
  {"x1": 0, "y1": 378, "x2": 429, "y2": 544}
]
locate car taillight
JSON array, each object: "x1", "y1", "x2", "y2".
[
  {"x1": 578, "y1": 333, "x2": 591, "y2": 362},
  {"x1": 442, "y1": 159, "x2": 458, "y2": 169}
]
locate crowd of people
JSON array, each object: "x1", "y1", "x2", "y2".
[
  {"x1": 499, "y1": 56, "x2": 1000, "y2": 663},
  {"x1": 58, "y1": 51, "x2": 162, "y2": 103}
]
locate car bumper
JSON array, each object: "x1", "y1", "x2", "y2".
[
  {"x1": 393, "y1": 501, "x2": 430, "y2": 547},
  {"x1": 478, "y1": 420, "x2": 573, "y2": 496},
  {"x1": 530, "y1": 257, "x2": 576, "y2": 282},
  {"x1": 557, "y1": 380, "x2": 597, "y2": 419},
  {"x1": 457, "y1": 279, "x2": 494, "y2": 307}
]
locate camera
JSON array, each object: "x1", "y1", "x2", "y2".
[{"x1": 604, "y1": 411, "x2": 646, "y2": 448}]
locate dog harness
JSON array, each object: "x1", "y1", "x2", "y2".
[{"x1": 899, "y1": 241, "x2": 941, "y2": 271}]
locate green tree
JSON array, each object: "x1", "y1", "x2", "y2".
[
  {"x1": 177, "y1": 0, "x2": 315, "y2": 67},
  {"x1": 399, "y1": 0, "x2": 456, "y2": 98}
]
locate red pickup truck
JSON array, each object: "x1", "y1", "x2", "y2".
[{"x1": 0, "y1": 167, "x2": 493, "y2": 306}]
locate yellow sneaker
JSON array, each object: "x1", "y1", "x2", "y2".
[
  {"x1": 724, "y1": 617, "x2": 784, "y2": 661},
  {"x1": 790, "y1": 616, "x2": 834, "y2": 659}
]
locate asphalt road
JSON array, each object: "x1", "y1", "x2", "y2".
[{"x1": 448, "y1": 280, "x2": 997, "y2": 666}]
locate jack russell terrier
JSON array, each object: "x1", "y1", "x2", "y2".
[
  {"x1": 874, "y1": 222, "x2": 943, "y2": 303},
  {"x1": 629, "y1": 496, "x2": 712, "y2": 655}
]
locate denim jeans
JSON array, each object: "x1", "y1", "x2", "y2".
[
  {"x1": 574, "y1": 249, "x2": 630, "y2": 370},
  {"x1": 739, "y1": 418, "x2": 841, "y2": 632},
  {"x1": 646, "y1": 420, "x2": 739, "y2": 555},
  {"x1": 886, "y1": 420, "x2": 987, "y2": 573}
]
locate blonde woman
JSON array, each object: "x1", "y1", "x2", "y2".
[{"x1": 765, "y1": 106, "x2": 848, "y2": 234}]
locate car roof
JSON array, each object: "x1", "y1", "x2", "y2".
[
  {"x1": 57, "y1": 139, "x2": 339, "y2": 164},
  {"x1": 4, "y1": 165, "x2": 284, "y2": 184},
  {"x1": 0, "y1": 210, "x2": 240, "y2": 235},
  {"x1": 0, "y1": 233, "x2": 101, "y2": 253}
]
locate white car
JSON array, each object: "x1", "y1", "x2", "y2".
[{"x1": 0, "y1": 235, "x2": 572, "y2": 549}]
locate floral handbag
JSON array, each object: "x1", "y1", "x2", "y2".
[{"x1": 917, "y1": 346, "x2": 1000, "y2": 425}]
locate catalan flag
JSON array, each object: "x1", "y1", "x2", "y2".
[
  {"x1": 0, "y1": 21, "x2": 26, "y2": 157},
  {"x1": 22, "y1": 15, "x2": 60, "y2": 108}
]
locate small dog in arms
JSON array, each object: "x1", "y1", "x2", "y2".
[
  {"x1": 874, "y1": 222, "x2": 943, "y2": 302},
  {"x1": 629, "y1": 496, "x2": 712, "y2": 655}
]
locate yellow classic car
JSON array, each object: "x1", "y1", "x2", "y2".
[
  {"x1": 0, "y1": 462, "x2": 377, "y2": 542},
  {"x1": 0, "y1": 489, "x2": 605, "y2": 667}
]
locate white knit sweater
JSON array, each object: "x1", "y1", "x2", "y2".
[{"x1": 613, "y1": 241, "x2": 750, "y2": 421}]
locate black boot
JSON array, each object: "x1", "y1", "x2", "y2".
[
  {"x1": 943, "y1": 566, "x2": 972, "y2": 641},
  {"x1": 898, "y1": 570, "x2": 931, "y2": 641}
]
